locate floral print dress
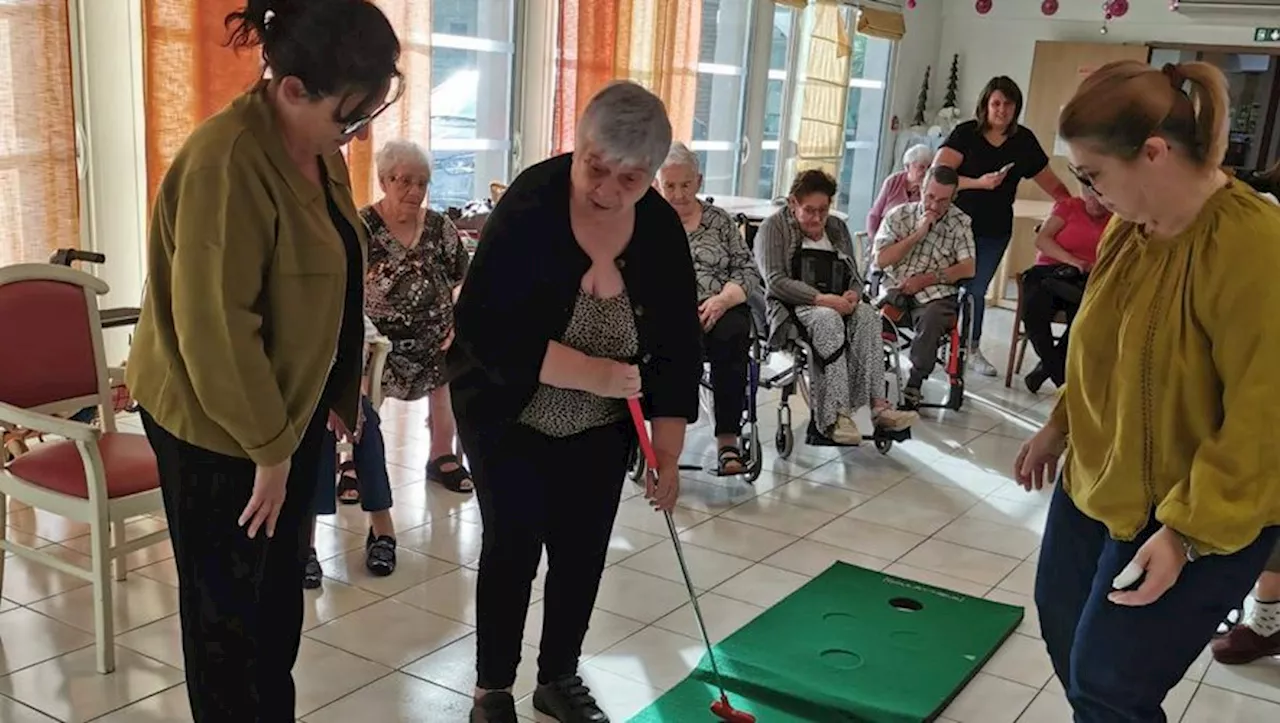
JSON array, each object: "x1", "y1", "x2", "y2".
[{"x1": 362, "y1": 206, "x2": 470, "y2": 401}]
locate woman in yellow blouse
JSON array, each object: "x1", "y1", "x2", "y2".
[{"x1": 1015, "y1": 60, "x2": 1280, "y2": 721}]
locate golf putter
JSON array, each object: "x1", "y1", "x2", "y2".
[{"x1": 627, "y1": 399, "x2": 755, "y2": 723}]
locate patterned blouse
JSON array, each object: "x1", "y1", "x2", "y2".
[
  {"x1": 362, "y1": 206, "x2": 470, "y2": 400},
  {"x1": 688, "y1": 201, "x2": 762, "y2": 304},
  {"x1": 517, "y1": 289, "x2": 639, "y2": 438}
]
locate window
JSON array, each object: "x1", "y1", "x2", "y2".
[
  {"x1": 429, "y1": 0, "x2": 516, "y2": 210},
  {"x1": 708, "y1": 4, "x2": 894, "y2": 208},
  {"x1": 689, "y1": 0, "x2": 752, "y2": 196},
  {"x1": 838, "y1": 30, "x2": 893, "y2": 224},
  {"x1": 0, "y1": 0, "x2": 79, "y2": 265}
]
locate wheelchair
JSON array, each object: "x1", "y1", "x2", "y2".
[
  {"x1": 627, "y1": 312, "x2": 766, "y2": 485},
  {"x1": 869, "y1": 270, "x2": 976, "y2": 412},
  {"x1": 760, "y1": 315, "x2": 910, "y2": 458}
]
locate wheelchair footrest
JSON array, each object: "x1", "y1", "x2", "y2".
[
  {"x1": 875, "y1": 426, "x2": 912, "y2": 443},
  {"x1": 804, "y1": 428, "x2": 863, "y2": 448}
]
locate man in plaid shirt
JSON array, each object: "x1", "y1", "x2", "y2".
[{"x1": 874, "y1": 165, "x2": 976, "y2": 407}]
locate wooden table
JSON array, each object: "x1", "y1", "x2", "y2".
[{"x1": 988, "y1": 198, "x2": 1055, "y2": 308}]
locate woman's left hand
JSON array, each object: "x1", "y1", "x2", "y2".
[
  {"x1": 1107, "y1": 525, "x2": 1188, "y2": 607},
  {"x1": 646, "y1": 462, "x2": 680, "y2": 512},
  {"x1": 440, "y1": 326, "x2": 455, "y2": 351},
  {"x1": 698, "y1": 296, "x2": 728, "y2": 331}
]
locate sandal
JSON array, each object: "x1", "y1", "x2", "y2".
[
  {"x1": 427, "y1": 454, "x2": 474, "y2": 493},
  {"x1": 336, "y1": 461, "x2": 360, "y2": 505},
  {"x1": 717, "y1": 445, "x2": 745, "y2": 475},
  {"x1": 303, "y1": 548, "x2": 323, "y2": 589},
  {"x1": 365, "y1": 528, "x2": 397, "y2": 577}
]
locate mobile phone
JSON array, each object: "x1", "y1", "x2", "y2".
[{"x1": 998, "y1": 162, "x2": 1015, "y2": 175}]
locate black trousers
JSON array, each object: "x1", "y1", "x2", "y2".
[
  {"x1": 140, "y1": 406, "x2": 326, "y2": 723},
  {"x1": 704, "y1": 304, "x2": 752, "y2": 437},
  {"x1": 1021, "y1": 265, "x2": 1082, "y2": 386},
  {"x1": 468, "y1": 419, "x2": 631, "y2": 689}
]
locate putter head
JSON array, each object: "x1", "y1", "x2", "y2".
[{"x1": 711, "y1": 695, "x2": 755, "y2": 723}]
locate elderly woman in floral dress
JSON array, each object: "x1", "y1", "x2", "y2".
[{"x1": 363, "y1": 139, "x2": 473, "y2": 492}]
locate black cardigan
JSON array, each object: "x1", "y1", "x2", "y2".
[{"x1": 448, "y1": 154, "x2": 703, "y2": 440}]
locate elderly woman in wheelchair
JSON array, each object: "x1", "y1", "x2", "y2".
[
  {"x1": 873, "y1": 165, "x2": 977, "y2": 411},
  {"x1": 657, "y1": 142, "x2": 764, "y2": 475},
  {"x1": 757, "y1": 169, "x2": 918, "y2": 449}
]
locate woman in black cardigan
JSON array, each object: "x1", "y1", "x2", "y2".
[{"x1": 450, "y1": 81, "x2": 703, "y2": 723}]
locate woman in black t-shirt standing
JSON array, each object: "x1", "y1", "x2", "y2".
[{"x1": 935, "y1": 76, "x2": 1071, "y2": 377}]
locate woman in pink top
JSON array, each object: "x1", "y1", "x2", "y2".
[
  {"x1": 866, "y1": 144, "x2": 932, "y2": 240},
  {"x1": 1021, "y1": 186, "x2": 1111, "y2": 392}
]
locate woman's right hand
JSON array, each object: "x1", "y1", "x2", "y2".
[
  {"x1": 590, "y1": 359, "x2": 642, "y2": 399},
  {"x1": 816, "y1": 293, "x2": 855, "y2": 316},
  {"x1": 239, "y1": 459, "x2": 292, "y2": 539},
  {"x1": 976, "y1": 168, "x2": 1010, "y2": 190},
  {"x1": 1014, "y1": 423, "x2": 1067, "y2": 491}
]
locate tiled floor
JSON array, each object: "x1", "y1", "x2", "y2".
[{"x1": 2, "y1": 309, "x2": 1279, "y2": 722}]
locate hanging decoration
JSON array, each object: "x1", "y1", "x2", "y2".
[
  {"x1": 913, "y1": 66, "x2": 931, "y2": 126},
  {"x1": 907, "y1": 0, "x2": 916, "y2": 8},
  {"x1": 975, "y1": 0, "x2": 993, "y2": 14},
  {"x1": 1106, "y1": 0, "x2": 1130, "y2": 18},
  {"x1": 1041, "y1": 0, "x2": 1059, "y2": 15}
]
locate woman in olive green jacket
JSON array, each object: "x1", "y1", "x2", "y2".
[{"x1": 126, "y1": 1, "x2": 400, "y2": 719}]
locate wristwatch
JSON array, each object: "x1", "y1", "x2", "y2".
[{"x1": 1176, "y1": 531, "x2": 1201, "y2": 562}]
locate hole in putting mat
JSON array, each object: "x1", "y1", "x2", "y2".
[
  {"x1": 888, "y1": 597, "x2": 924, "y2": 612},
  {"x1": 823, "y1": 612, "x2": 858, "y2": 628},
  {"x1": 820, "y1": 649, "x2": 865, "y2": 670}
]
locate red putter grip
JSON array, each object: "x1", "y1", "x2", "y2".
[{"x1": 627, "y1": 398, "x2": 658, "y2": 468}]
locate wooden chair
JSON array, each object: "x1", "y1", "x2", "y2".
[
  {"x1": 1004, "y1": 269, "x2": 1069, "y2": 389},
  {"x1": 0, "y1": 263, "x2": 166, "y2": 674}
]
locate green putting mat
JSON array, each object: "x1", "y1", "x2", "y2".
[{"x1": 629, "y1": 562, "x2": 1024, "y2": 723}]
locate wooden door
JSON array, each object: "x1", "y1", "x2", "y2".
[{"x1": 1020, "y1": 40, "x2": 1152, "y2": 203}]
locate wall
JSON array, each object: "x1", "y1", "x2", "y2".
[{"x1": 932, "y1": 0, "x2": 1279, "y2": 116}]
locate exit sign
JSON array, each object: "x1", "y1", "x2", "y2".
[{"x1": 1257, "y1": 27, "x2": 1280, "y2": 43}]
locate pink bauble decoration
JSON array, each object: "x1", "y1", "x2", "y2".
[
  {"x1": 1041, "y1": 0, "x2": 1058, "y2": 15},
  {"x1": 975, "y1": 0, "x2": 992, "y2": 14},
  {"x1": 1107, "y1": 0, "x2": 1129, "y2": 17},
  {"x1": 907, "y1": 0, "x2": 916, "y2": 8}
]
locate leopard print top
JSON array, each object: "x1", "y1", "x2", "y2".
[{"x1": 518, "y1": 289, "x2": 639, "y2": 437}]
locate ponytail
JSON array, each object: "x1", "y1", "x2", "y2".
[
  {"x1": 225, "y1": 0, "x2": 299, "y2": 51},
  {"x1": 1171, "y1": 62, "x2": 1229, "y2": 169}
]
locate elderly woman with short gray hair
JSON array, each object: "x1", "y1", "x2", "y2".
[
  {"x1": 867, "y1": 143, "x2": 933, "y2": 238},
  {"x1": 656, "y1": 140, "x2": 762, "y2": 474},
  {"x1": 362, "y1": 139, "x2": 473, "y2": 493},
  {"x1": 451, "y1": 81, "x2": 702, "y2": 723}
]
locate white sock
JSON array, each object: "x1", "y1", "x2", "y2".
[{"x1": 1245, "y1": 599, "x2": 1280, "y2": 637}]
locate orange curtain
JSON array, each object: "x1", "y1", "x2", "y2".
[
  {"x1": 0, "y1": 0, "x2": 79, "y2": 266},
  {"x1": 346, "y1": 0, "x2": 432, "y2": 209},
  {"x1": 143, "y1": 0, "x2": 263, "y2": 208},
  {"x1": 553, "y1": 0, "x2": 701, "y2": 154}
]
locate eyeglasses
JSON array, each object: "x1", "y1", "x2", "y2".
[
  {"x1": 1068, "y1": 164, "x2": 1100, "y2": 196},
  {"x1": 337, "y1": 74, "x2": 404, "y2": 136}
]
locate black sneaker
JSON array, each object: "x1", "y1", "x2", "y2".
[
  {"x1": 901, "y1": 385, "x2": 923, "y2": 411},
  {"x1": 365, "y1": 528, "x2": 397, "y2": 577},
  {"x1": 470, "y1": 691, "x2": 518, "y2": 723},
  {"x1": 532, "y1": 675, "x2": 609, "y2": 722},
  {"x1": 303, "y1": 548, "x2": 323, "y2": 589}
]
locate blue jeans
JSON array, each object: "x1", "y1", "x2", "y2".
[
  {"x1": 963, "y1": 234, "x2": 1010, "y2": 345},
  {"x1": 313, "y1": 396, "x2": 393, "y2": 515},
  {"x1": 1036, "y1": 483, "x2": 1278, "y2": 722}
]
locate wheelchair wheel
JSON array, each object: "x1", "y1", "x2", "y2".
[
  {"x1": 775, "y1": 425, "x2": 794, "y2": 459},
  {"x1": 874, "y1": 436, "x2": 893, "y2": 455},
  {"x1": 627, "y1": 445, "x2": 646, "y2": 484}
]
